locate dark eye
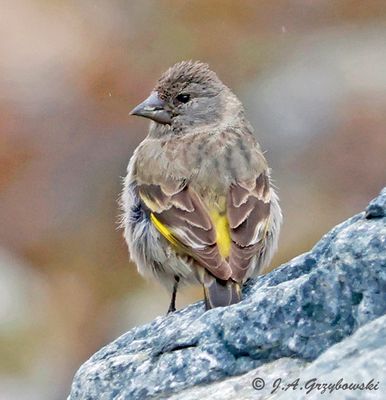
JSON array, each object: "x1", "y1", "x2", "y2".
[{"x1": 176, "y1": 93, "x2": 190, "y2": 103}]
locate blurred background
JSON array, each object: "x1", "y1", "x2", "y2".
[{"x1": 1, "y1": 1, "x2": 386, "y2": 398}]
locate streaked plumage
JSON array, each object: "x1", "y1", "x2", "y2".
[{"x1": 121, "y1": 61, "x2": 282, "y2": 312}]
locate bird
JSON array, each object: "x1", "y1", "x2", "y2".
[{"x1": 121, "y1": 61, "x2": 282, "y2": 313}]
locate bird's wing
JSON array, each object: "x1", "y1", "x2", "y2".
[
  {"x1": 137, "y1": 180, "x2": 232, "y2": 280},
  {"x1": 227, "y1": 171, "x2": 271, "y2": 281}
]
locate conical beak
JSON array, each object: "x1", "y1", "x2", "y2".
[{"x1": 129, "y1": 92, "x2": 172, "y2": 124}]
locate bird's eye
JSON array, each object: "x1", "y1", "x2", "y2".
[{"x1": 176, "y1": 93, "x2": 190, "y2": 103}]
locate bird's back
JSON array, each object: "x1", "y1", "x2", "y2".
[{"x1": 134, "y1": 124, "x2": 267, "y2": 194}]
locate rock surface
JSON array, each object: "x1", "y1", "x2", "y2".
[
  {"x1": 68, "y1": 188, "x2": 386, "y2": 400},
  {"x1": 275, "y1": 313, "x2": 386, "y2": 400}
]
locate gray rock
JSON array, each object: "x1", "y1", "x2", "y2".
[
  {"x1": 275, "y1": 314, "x2": 386, "y2": 400},
  {"x1": 169, "y1": 314, "x2": 386, "y2": 400},
  {"x1": 68, "y1": 188, "x2": 386, "y2": 400},
  {"x1": 366, "y1": 188, "x2": 386, "y2": 219},
  {"x1": 168, "y1": 357, "x2": 308, "y2": 400}
]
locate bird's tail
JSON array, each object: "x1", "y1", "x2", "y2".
[{"x1": 202, "y1": 271, "x2": 242, "y2": 310}]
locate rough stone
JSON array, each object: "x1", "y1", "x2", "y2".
[
  {"x1": 68, "y1": 187, "x2": 386, "y2": 400},
  {"x1": 275, "y1": 314, "x2": 386, "y2": 400}
]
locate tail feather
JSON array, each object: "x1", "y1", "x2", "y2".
[{"x1": 202, "y1": 272, "x2": 242, "y2": 310}]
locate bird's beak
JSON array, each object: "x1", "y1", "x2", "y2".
[{"x1": 129, "y1": 92, "x2": 172, "y2": 124}]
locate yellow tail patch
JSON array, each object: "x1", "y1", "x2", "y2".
[{"x1": 209, "y1": 210, "x2": 231, "y2": 258}]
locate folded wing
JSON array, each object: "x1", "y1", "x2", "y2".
[
  {"x1": 227, "y1": 172, "x2": 271, "y2": 281},
  {"x1": 138, "y1": 170, "x2": 271, "y2": 283},
  {"x1": 138, "y1": 181, "x2": 232, "y2": 280}
]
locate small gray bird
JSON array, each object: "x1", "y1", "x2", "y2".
[{"x1": 121, "y1": 61, "x2": 281, "y2": 312}]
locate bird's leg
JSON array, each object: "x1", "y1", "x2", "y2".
[{"x1": 167, "y1": 276, "x2": 180, "y2": 314}]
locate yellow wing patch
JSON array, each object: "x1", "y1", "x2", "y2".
[{"x1": 150, "y1": 213, "x2": 181, "y2": 249}]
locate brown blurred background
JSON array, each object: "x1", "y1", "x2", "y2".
[{"x1": 0, "y1": 1, "x2": 385, "y2": 399}]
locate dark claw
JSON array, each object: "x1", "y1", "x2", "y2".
[{"x1": 167, "y1": 304, "x2": 176, "y2": 314}]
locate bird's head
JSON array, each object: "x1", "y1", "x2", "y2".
[{"x1": 130, "y1": 61, "x2": 240, "y2": 132}]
